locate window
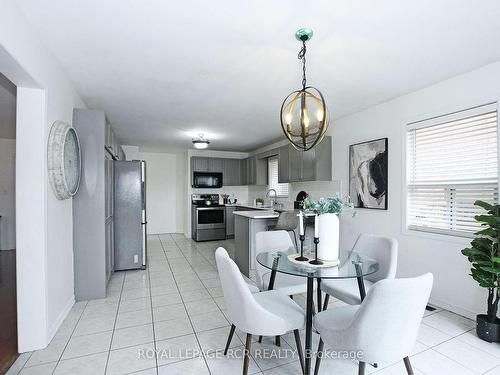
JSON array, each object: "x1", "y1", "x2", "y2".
[
  {"x1": 406, "y1": 103, "x2": 498, "y2": 236},
  {"x1": 268, "y1": 156, "x2": 289, "y2": 197}
]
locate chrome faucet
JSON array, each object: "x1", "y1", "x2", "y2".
[{"x1": 266, "y1": 189, "x2": 277, "y2": 207}]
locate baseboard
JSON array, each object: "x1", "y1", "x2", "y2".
[
  {"x1": 47, "y1": 295, "x2": 75, "y2": 343},
  {"x1": 428, "y1": 296, "x2": 480, "y2": 320}
]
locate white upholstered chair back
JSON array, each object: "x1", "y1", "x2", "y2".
[
  {"x1": 353, "y1": 234, "x2": 398, "y2": 283},
  {"x1": 329, "y1": 273, "x2": 433, "y2": 364},
  {"x1": 215, "y1": 247, "x2": 288, "y2": 335},
  {"x1": 254, "y1": 231, "x2": 294, "y2": 290}
]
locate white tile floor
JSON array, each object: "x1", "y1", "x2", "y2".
[{"x1": 7, "y1": 234, "x2": 500, "y2": 375}]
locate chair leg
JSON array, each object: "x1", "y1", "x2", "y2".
[
  {"x1": 243, "y1": 333, "x2": 252, "y2": 375},
  {"x1": 322, "y1": 294, "x2": 330, "y2": 310},
  {"x1": 258, "y1": 336, "x2": 262, "y2": 343},
  {"x1": 313, "y1": 338, "x2": 324, "y2": 375},
  {"x1": 290, "y1": 230, "x2": 298, "y2": 249},
  {"x1": 293, "y1": 329, "x2": 305, "y2": 375},
  {"x1": 358, "y1": 361, "x2": 366, "y2": 375},
  {"x1": 275, "y1": 335, "x2": 281, "y2": 346},
  {"x1": 224, "y1": 324, "x2": 236, "y2": 355},
  {"x1": 403, "y1": 357, "x2": 414, "y2": 375}
]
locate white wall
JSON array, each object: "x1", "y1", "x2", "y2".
[
  {"x1": 139, "y1": 151, "x2": 186, "y2": 234},
  {"x1": 0, "y1": 0, "x2": 86, "y2": 351},
  {"x1": 330, "y1": 61, "x2": 500, "y2": 319},
  {"x1": 122, "y1": 145, "x2": 139, "y2": 160},
  {"x1": 0, "y1": 138, "x2": 15, "y2": 250}
]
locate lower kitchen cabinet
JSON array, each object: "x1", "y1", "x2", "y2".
[{"x1": 226, "y1": 206, "x2": 236, "y2": 238}]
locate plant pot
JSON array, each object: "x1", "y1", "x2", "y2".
[
  {"x1": 476, "y1": 314, "x2": 500, "y2": 343},
  {"x1": 317, "y1": 213, "x2": 339, "y2": 261}
]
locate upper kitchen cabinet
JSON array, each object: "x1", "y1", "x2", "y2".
[
  {"x1": 223, "y1": 158, "x2": 242, "y2": 186},
  {"x1": 105, "y1": 122, "x2": 125, "y2": 160},
  {"x1": 278, "y1": 136, "x2": 332, "y2": 183},
  {"x1": 240, "y1": 157, "x2": 267, "y2": 186},
  {"x1": 191, "y1": 157, "x2": 224, "y2": 172}
]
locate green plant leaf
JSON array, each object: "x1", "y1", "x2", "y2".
[
  {"x1": 474, "y1": 215, "x2": 500, "y2": 225},
  {"x1": 492, "y1": 257, "x2": 500, "y2": 264},
  {"x1": 475, "y1": 200, "x2": 495, "y2": 212},
  {"x1": 474, "y1": 228, "x2": 498, "y2": 237},
  {"x1": 480, "y1": 266, "x2": 500, "y2": 274}
]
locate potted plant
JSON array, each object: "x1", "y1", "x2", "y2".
[
  {"x1": 303, "y1": 196, "x2": 354, "y2": 261},
  {"x1": 461, "y1": 200, "x2": 500, "y2": 342}
]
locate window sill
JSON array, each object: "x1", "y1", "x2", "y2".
[{"x1": 402, "y1": 227, "x2": 472, "y2": 244}]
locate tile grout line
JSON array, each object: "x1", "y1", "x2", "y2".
[
  {"x1": 168, "y1": 234, "x2": 214, "y2": 375},
  {"x1": 103, "y1": 268, "x2": 126, "y2": 374},
  {"x1": 49, "y1": 300, "x2": 89, "y2": 375},
  {"x1": 147, "y1": 234, "x2": 162, "y2": 375}
]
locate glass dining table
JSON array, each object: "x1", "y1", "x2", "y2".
[{"x1": 256, "y1": 249, "x2": 379, "y2": 375}]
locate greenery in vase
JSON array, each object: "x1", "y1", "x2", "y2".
[
  {"x1": 303, "y1": 196, "x2": 355, "y2": 216},
  {"x1": 461, "y1": 200, "x2": 500, "y2": 322}
]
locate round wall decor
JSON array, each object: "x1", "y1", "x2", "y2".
[{"x1": 47, "y1": 121, "x2": 82, "y2": 200}]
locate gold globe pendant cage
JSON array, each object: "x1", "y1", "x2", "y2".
[{"x1": 280, "y1": 29, "x2": 329, "y2": 151}]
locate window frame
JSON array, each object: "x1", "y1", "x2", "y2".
[{"x1": 402, "y1": 101, "x2": 499, "y2": 240}]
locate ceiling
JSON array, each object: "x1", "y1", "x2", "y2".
[{"x1": 15, "y1": 0, "x2": 500, "y2": 151}]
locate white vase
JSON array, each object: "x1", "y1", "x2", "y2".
[{"x1": 317, "y1": 213, "x2": 340, "y2": 261}]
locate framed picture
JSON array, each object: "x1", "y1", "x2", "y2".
[{"x1": 349, "y1": 138, "x2": 388, "y2": 210}]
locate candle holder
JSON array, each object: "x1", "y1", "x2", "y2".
[
  {"x1": 295, "y1": 234, "x2": 309, "y2": 261},
  {"x1": 309, "y1": 237, "x2": 323, "y2": 265}
]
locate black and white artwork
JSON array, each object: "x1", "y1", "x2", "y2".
[{"x1": 349, "y1": 138, "x2": 388, "y2": 210}]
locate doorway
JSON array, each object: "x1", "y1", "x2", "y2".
[{"x1": 0, "y1": 72, "x2": 17, "y2": 374}]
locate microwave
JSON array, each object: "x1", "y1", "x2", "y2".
[{"x1": 192, "y1": 172, "x2": 223, "y2": 188}]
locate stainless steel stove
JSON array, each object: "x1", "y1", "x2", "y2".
[{"x1": 191, "y1": 194, "x2": 226, "y2": 241}]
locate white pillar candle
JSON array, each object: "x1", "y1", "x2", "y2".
[
  {"x1": 299, "y1": 211, "x2": 304, "y2": 236},
  {"x1": 314, "y1": 214, "x2": 319, "y2": 238}
]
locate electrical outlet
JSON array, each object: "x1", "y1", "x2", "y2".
[{"x1": 134, "y1": 254, "x2": 139, "y2": 263}]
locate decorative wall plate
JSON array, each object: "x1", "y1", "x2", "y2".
[{"x1": 47, "y1": 121, "x2": 82, "y2": 200}]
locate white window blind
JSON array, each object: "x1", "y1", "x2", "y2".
[
  {"x1": 268, "y1": 157, "x2": 289, "y2": 197},
  {"x1": 406, "y1": 103, "x2": 498, "y2": 236}
]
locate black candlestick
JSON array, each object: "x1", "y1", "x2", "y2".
[
  {"x1": 309, "y1": 237, "x2": 323, "y2": 265},
  {"x1": 295, "y1": 234, "x2": 309, "y2": 261}
]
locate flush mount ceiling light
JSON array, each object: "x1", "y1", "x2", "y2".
[
  {"x1": 192, "y1": 134, "x2": 210, "y2": 149},
  {"x1": 280, "y1": 28, "x2": 329, "y2": 151}
]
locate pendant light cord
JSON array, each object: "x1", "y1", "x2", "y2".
[{"x1": 298, "y1": 40, "x2": 307, "y2": 89}]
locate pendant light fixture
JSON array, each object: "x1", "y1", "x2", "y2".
[
  {"x1": 280, "y1": 28, "x2": 329, "y2": 151},
  {"x1": 192, "y1": 134, "x2": 210, "y2": 149}
]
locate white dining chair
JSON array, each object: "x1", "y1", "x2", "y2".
[
  {"x1": 320, "y1": 234, "x2": 398, "y2": 308},
  {"x1": 313, "y1": 273, "x2": 433, "y2": 375},
  {"x1": 215, "y1": 247, "x2": 306, "y2": 375},
  {"x1": 255, "y1": 230, "x2": 315, "y2": 296}
]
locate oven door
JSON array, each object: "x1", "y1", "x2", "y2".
[
  {"x1": 196, "y1": 207, "x2": 226, "y2": 229},
  {"x1": 193, "y1": 172, "x2": 223, "y2": 188}
]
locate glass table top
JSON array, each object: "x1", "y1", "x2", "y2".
[{"x1": 256, "y1": 248, "x2": 379, "y2": 279}]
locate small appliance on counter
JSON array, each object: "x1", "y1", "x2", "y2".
[
  {"x1": 191, "y1": 194, "x2": 226, "y2": 242},
  {"x1": 294, "y1": 190, "x2": 309, "y2": 209}
]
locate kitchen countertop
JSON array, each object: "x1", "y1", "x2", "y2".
[{"x1": 233, "y1": 210, "x2": 279, "y2": 219}]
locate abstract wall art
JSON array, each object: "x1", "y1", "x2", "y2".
[{"x1": 349, "y1": 138, "x2": 388, "y2": 210}]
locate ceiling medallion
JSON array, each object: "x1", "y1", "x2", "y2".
[
  {"x1": 192, "y1": 133, "x2": 210, "y2": 149},
  {"x1": 280, "y1": 28, "x2": 329, "y2": 151}
]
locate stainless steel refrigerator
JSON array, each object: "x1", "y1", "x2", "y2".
[{"x1": 114, "y1": 160, "x2": 147, "y2": 270}]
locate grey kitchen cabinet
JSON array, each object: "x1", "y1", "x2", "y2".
[
  {"x1": 278, "y1": 136, "x2": 332, "y2": 183},
  {"x1": 278, "y1": 145, "x2": 289, "y2": 183},
  {"x1": 240, "y1": 156, "x2": 266, "y2": 186},
  {"x1": 209, "y1": 158, "x2": 224, "y2": 172},
  {"x1": 74, "y1": 109, "x2": 113, "y2": 301},
  {"x1": 191, "y1": 157, "x2": 223, "y2": 172},
  {"x1": 191, "y1": 157, "x2": 209, "y2": 172},
  {"x1": 225, "y1": 206, "x2": 236, "y2": 238},
  {"x1": 223, "y1": 158, "x2": 241, "y2": 186}
]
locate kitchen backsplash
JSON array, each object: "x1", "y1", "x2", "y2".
[{"x1": 248, "y1": 180, "x2": 342, "y2": 206}]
